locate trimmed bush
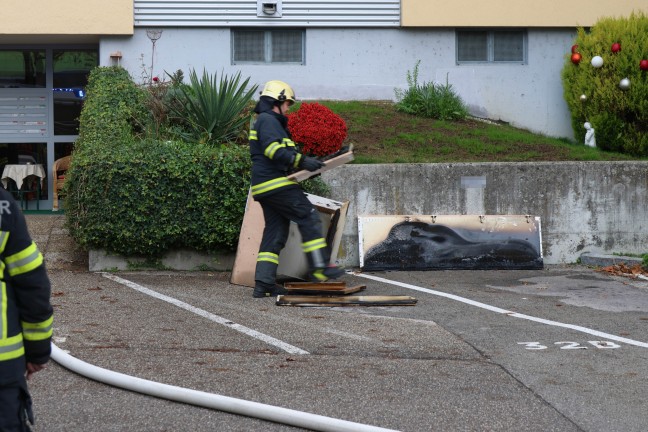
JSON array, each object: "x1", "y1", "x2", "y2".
[
  {"x1": 76, "y1": 66, "x2": 148, "y2": 150},
  {"x1": 562, "y1": 12, "x2": 648, "y2": 155},
  {"x1": 66, "y1": 139, "x2": 250, "y2": 256},
  {"x1": 66, "y1": 66, "x2": 252, "y2": 256}
]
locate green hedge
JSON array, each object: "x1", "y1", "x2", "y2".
[{"x1": 66, "y1": 139, "x2": 250, "y2": 256}]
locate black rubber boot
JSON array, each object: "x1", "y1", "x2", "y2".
[
  {"x1": 254, "y1": 259, "x2": 286, "y2": 298},
  {"x1": 253, "y1": 283, "x2": 288, "y2": 298}
]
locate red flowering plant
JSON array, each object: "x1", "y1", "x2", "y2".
[{"x1": 287, "y1": 102, "x2": 347, "y2": 157}]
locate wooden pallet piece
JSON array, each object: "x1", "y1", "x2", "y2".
[
  {"x1": 276, "y1": 295, "x2": 417, "y2": 307},
  {"x1": 284, "y1": 281, "x2": 366, "y2": 295}
]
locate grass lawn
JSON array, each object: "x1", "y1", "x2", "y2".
[{"x1": 305, "y1": 101, "x2": 646, "y2": 164}]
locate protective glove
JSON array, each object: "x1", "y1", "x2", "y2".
[{"x1": 299, "y1": 156, "x2": 325, "y2": 172}]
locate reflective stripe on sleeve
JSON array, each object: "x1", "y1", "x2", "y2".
[
  {"x1": 264, "y1": 141, "x2": 285, "y2": 159},
  {"x1": 5, "y1": 242, "x2": 43, "y2": 277},
  {"x1": 249, "y1": 129, "x2": 258, "y2": 140},
  {"x1": 22, "y1": 315, "x2": 53, "y2": 341}
]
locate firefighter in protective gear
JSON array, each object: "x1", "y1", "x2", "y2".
[
  {"x1": 0, "y1": 188, "x2": 53, "y2": 431},
  {"x1": 250, "y1": 80, "x2": 345, "y2": 298}
]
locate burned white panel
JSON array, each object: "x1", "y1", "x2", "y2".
[{"x1": 359, "y1": 215, "x2": 543, "y2": 271}]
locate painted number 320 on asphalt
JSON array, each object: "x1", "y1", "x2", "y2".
[{"x1": 518, "y1": 341, "x2": 621, "y2": 350}]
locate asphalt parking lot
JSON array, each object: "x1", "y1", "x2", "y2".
[{"x1": 25, "y1": 264, "x2": 648, "y2": 432}]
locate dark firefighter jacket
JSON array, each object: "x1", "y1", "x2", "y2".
[
  {"x1": 249, "y1": 102, "x2": 304, "y2": 199},
  {"x1": 0, "y1": 188, "x2": 53, "y2": 384}
]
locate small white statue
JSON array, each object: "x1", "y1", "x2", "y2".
[{"x1": 584, "y1": 122, "x2": 596, "y2": 148}]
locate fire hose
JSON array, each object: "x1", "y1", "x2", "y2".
[{"x1": 51, "y1": 344, "x2": 399, "y2": 432}]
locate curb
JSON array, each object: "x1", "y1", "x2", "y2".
[{"x1": 579, "y1": 253, "x2": 644, "y2": 268}]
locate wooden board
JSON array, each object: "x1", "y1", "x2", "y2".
[
  {"x1": 286, "y1": 284, "x2": 366, "y2": 296},
  {"x1": 284, "y1": 281, "x2": 366, "y2": 295},
  {"x1": 287, "y1": 146, "x2": 354, "y2": 182},
  {"x1": 276, "y1": 295, "x2": 417, "y2": 307}
]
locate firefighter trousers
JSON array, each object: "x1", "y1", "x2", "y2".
[
  {"x1": 255, "y1": 187, "x2": 330, "y2": 289},
  {"x1": 0, "y1": 375, "x2": 34, "y2": 432}
]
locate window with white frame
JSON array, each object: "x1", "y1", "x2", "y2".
[
  {"x1": 456, "y1": 30, "x2": 526, "y2": 63},
  {"x1": 232, "y1": 29, "x2": 304, "y2": 64}
]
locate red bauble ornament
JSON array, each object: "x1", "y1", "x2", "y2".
[
  {"x1": 571, "y1": 44, "x2": 579, "y2": 54},
  {"x1": 640, "y1": 60, "x2": 648, "y2": 71},
  {"x1": 571, "y1": 53, "x2": 582, "y2": 64},
  {"x1": 611, "y1": 43, "x2": 621, "y2": 53}
]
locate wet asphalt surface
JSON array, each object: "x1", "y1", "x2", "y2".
[{"x1": 27, "y1": 265, "x2": 648, "y2": 432}]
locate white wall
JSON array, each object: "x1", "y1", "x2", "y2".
[{"x1": 101, "y1": 27, "x2": 576, "y2": 139}]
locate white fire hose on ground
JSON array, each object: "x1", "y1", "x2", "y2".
[{"x1": 51, "y1": 344, "x2": 399, "y2": 432}]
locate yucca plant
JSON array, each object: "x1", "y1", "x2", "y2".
[{"x1": 169, "y1": 68, "x2": 258, "y2": 145}]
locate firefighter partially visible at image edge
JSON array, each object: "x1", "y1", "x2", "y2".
[
  {"x1": 249, "y1": 80, "x2": 345, "y2": 298},
  {"x1": 0, "y1": 187, "x2": 54, "y2": 431}
]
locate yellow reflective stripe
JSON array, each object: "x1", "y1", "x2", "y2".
[
  {"x1": 0, "y1": 231, "x2": 9, "y2": 254},
  {"x1": 251, "y1": 178, "x2": 297, "y2": 196},
  {"x1": 1, "y1": 282, "x2": 6, "y2": 339},
  {"x1": 249, "y1": 129, "x2": 258, "y2": 140},
  {"x1": 257, "y1": 252, "x2": 279, "y2": 264},
  {"x1": 5, "y1": 242, "x2": 43, "y2": 276},
  {"x1": 0, "y1": 333, "x2": 24, "y2": 361},
  {"x1": 264, "y1": 141, "x2": 285, "y2": 159},
  {"x1": 293, "y1": 154, "x2": 302, "y2": 168},
  {"x1": 310, "y1": 269, "x2": 328, "y2": 282},
  {"x1": 22, "y1": 315, "x2": 53, "y2": 341},
  {"x1": 302, "y1": 238, "x2": 326, "y2": 253},
  {"x1": 283, "y1": 138, "x2": 296, "y2": 147}
]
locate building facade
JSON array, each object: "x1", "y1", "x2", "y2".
[{"x1": 1, "y1": 0, "x2": 646, "y2": 210}]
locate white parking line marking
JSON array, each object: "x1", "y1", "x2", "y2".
[
  {"x1": 101, "y1": 273, "x2": 309, "y2": 355},
  {"x1": 355, "y1": 272, "x2": 648, "y2": 349}
]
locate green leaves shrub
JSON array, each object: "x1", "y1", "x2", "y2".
[
  {"x1": 66, "y1": 139, "x2": 250, "y2": 256},
  {"x1": 562, "y1": 12, "x2": 648, "y2": 156},
  {"x1": 395, "y1": 60, "x2": 468, "y2": 121},
  {"x1": 76, "y1": 66, "x2": 148, "y2": 150},
  {"x1": 66, "y1": 66, "x2": 252, "y2": 256}
]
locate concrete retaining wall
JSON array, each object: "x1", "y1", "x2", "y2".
[
  {"x1": 89, "y1": 161, "x2": 647, "y2": 271},
  {"x1": 322, "y1": 162, "x2": 648, "y2": 266}
]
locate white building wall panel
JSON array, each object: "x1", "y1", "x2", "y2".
[{"x1": 134, "y1": 1, "x2": 400, "y2": 27}]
